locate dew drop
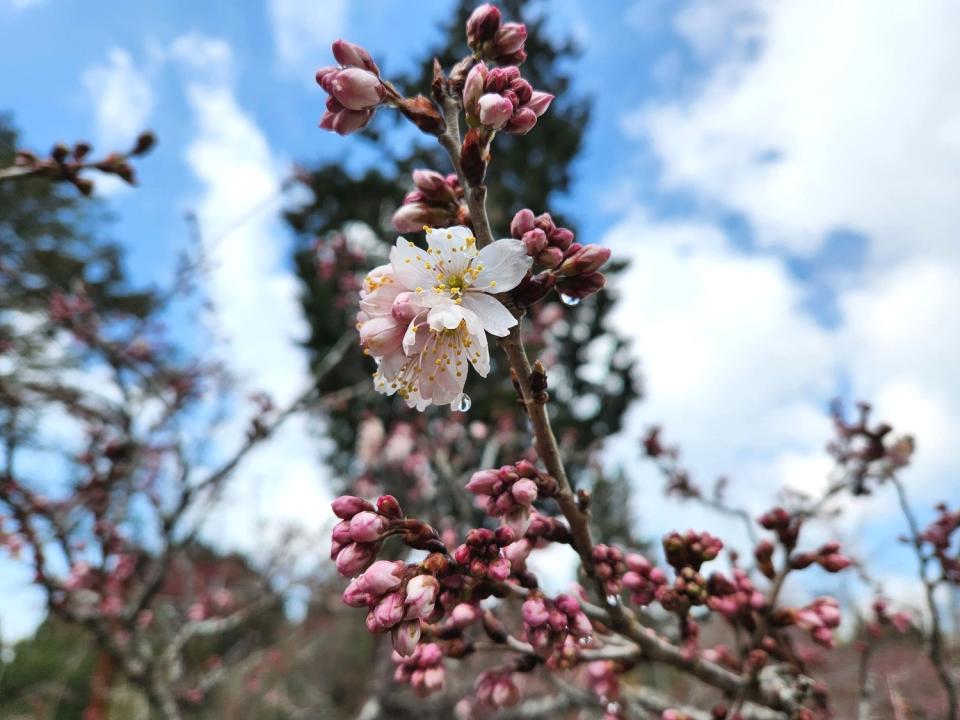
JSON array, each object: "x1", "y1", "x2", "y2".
[
  {"x1": 560, "y1": 293, "x2": 580, "y2": 306},
  {"x1": 453, "y1": 393, "x2": 472, "y2": 412}
]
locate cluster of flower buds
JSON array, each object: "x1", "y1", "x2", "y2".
[
  {"x1": 466, "y1": 4, "x2": 528, "y2": 64},
  {"x1": 521, "y1": 592, "x2": 592, "y2": 668},
  {"x1": 10, "y1": 131, "x2": 155, "y2": 195},
  {"x1": 462, "y1": 64, "x2": 553, "y2": 135},
  {"x1": 921, "y1": 503, "x2": 960, "y2": 583},
  {"x1": 706, "y1": 569, "x2": 765, "y2": 625},
  {"x1": 662, "y1": 530, "x2": 723, "y2": 572},
  {"x1": 469, "y1": 667, "x2": 521, "y2": 711},
  {"x1": 393, "y1": 642, "x2": 446, "y2": 696},
  {"x1": 585, "y1": 660, "x2": 625, "y2": 719},
  {"x1": 465, "y1": 459, "x2": 556, "y2": 534},
  {"x1": 828, "y1": 401, "x2": 914, "y2": 495},
  {"x1": 758, "y1": 507, "x2": 801, "y2": 550},
  {"x1": 867, "y1": 598, "x2": 912, "y2": 636},
  {"x1": 622, "y1": 552, "x2": 668, "y2": 606},
  {"x1": 316, "y1": 40, "x2": 393, "y2": 135},
  {"x1": 342, "y1": 560, "x2": 440, "y2": 655},
  {"x1": 789, "y1": 597, "x2": 841, "y2": 648},
  {"x1": 509, "y1": 209, "x2": 610, "y2": 302},
  {"x1": 453, "y1": 527, "x2": 513, "y2": 581},
  {"x1": 502, "y1": 511, "x2": 572, "y2": 572},
  {"x1": 789, "y1": 541, "x2": 852, "y2": 573},
  {"x1": 331, "y1": 495, "x2": 398, "y2": 575},
  {"x1": 591, "y1": 544, "x2": 627, "y2": 595},
  {"x1": 392, "y1": 169, "x2": 469, "y2": 232}
]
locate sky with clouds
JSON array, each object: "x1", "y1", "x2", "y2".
[{"x1": 1, "y1": 0, "x2": 958, "y2": 638}]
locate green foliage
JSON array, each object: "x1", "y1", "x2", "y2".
[{"x1": 0, "y1": 617, "x2": 95, "y2": 719}]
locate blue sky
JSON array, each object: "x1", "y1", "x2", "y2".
[{"x1": 2, "y1": 0, "x2": 959, "y2": 638}]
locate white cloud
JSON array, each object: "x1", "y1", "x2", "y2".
[
  {"x1": 267, "y1": 0, "x2": 347, "y2": 76},
  {"x1": 629, "y1": 0, "x2": 960, "y2": 265},
  {"x1": 169, "y1": 32, "x2": 330, "y2": 556},
  {"x1": 606, "y1": 0, "x2": 960, "y2": 563},
  {"x1": 81, "y1": 48, "x2": 153, "y2": 150}
]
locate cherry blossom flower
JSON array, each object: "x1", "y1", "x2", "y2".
[{"x1": 361, "y1": 225, "x2": 531, "y2": 410}]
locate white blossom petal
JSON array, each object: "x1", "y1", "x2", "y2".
[
  {"x1": 473, "y1": 239, "x2": 532, "y2": 292},
  {"x1": 390, "y1": 238, "x2": 438, "y2": 291},
  {"x1": 461, "y1": 293, "x2": 517, "y2": 337}
]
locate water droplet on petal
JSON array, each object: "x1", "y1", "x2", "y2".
[
  {"x1": 560, "y1": 293, "x2": 580, "y2": 306},
  {"x1": 453, "y1": 393, "x2": 472, "y2": 412}
]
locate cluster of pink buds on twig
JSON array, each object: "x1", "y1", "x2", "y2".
[
  {"x1": 502, "y1": 511, "x2": 572, "y2": 572},
  {"x1": 828, "y1": 400, "x2": 914, "y2": 495},
  {"x1": 316, "y1": 41, "x2": 391, "y2": 135},
  {"x1": 783, "y1": 597, "x2": 842, "y2": 648},
  {"x1": 921, "y1": 503, "x2": 960, "y2": 583},
  {"x1": 3, "y1": 131, "x2": 156, "y2": 194},
  {"x1": 510, "y1": 209, "x2": 610, "y2": 304},
  {"x1": 331, "y1": 494, "x2": 445, "y2": 575},
  {"x1": 463, "y1": 64, "x2": 552, "y2": 135},
  {"x1": 707, "y1": 568, "x2": 765, "y2": 625},
  {"x1": 316, "y1": 40, "x2": 443, "y2": 136},
  {"x1": 867, "y1": 597, "x2": 913, "y2": 637},
  {"x1": 392, "y1": 170, "x2": 469, "y2": 232},
  {"x1": 663, "y1": 530, "x2": 723, "y2": 572},
  {"x1": 453, "y1": 527, "x2": 514, "y2": 582},
  {"x1": 789, "y1": 542, "x2": 852, "y2": 573},
  {"x1": 342, "y1": 559, "x2": 440, "y2": 655},
  {"x1": 465, "y1": 459, "x2": 556, "y2": 534},
  {"x1": 464, "y1": 667, "x2": 522, "y2": 714},
  {"x1": 622, "y1": 552, "x2": 668, "y2": 606},
  {"x1": 393, "y1": 642, "x2": 446, "y2": 696},
  {"x1": 521, "y1": 592, "x2": 593, "y2": 668},
  {"x1": 466, "y1": 4, "x2": 528, "y2": 64},
  {"x1": 591, "y1": 544, "x2": 627, "y2": 596}
]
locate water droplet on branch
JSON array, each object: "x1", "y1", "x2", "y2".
[
  {"x1": 560, "y1": 293, "x2": 580, "y2": 306},
  {"x1": 453, "y1": 393, "x2": 472, "y2": 412}
]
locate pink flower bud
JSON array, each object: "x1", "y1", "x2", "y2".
[
  {"x1": 463, "y1": 63, "x2": 488, "y2": 115},
  {"x1": 504, "y1": 538, "x2": 533, "y2": 564},
  {"x1": 361, "y1": 560, "x2": 406, "y2": 595},
  {"x1": 332, "y1": 495, "x2": 374, "y2": 520},
  {"x1": 377, "y1": 495, "x2": 403, "y2": 519},
  {"x1": 550, "y1": 227, "x2": 574, "y2": 250},
  {"x1": 820, "y1": 554, "x2": 851, "y2": 573},
  {"x1": 404, "y1": 575, "x2": 439, "y2": 619},
  {"x1": 478, "y1": 93, "x2": 514, "y2": 129},
  {"x1": 522, "y1": 597, "x2": 550, "y2": 627},
  {"x1": 332, "y1": 39, "x2": 379, "y2": 74},
  {"x1": 510, "y1": 478, "x2": 538, "y2": 507},
  {"x1": 493, "y1": 23, "x2": 527, "y2": 56},
  {"x1": 525, "y1": 91, "x2": 554, "y2": 117},
  {"x1": 511, "y1": 208, "x2": 536, "y2": 238},
  {"x1": 522, "y1": 228, "x2": 548, "y2": 255},
  {"x1": 320, "y1": 107, "x2": 374, "y2": 136},
  {"x1": 556, "y1": 271, "x2": 605, "y2": 299},
  {"x1": 559, "y1": 245, "x2": 611, "y2": 276},
  {"x1": 487, "y1": 556, "x2": 511, "y2": 581},
  {"x1": 335, "y1": 542, "x2": 375, "y2": 576},
  {"x1": 350, "y1": 510, "x2": 389, "y2": 542},
  {"x1": 391, "y1": 292, "x2": 418, "y2": 324},
  {"x1": 536, "y1": 246, "x2": 564, "y2": 269},
  {"x1": 451, "y1": 603, "x2": 480, "y2": 627},
  {"x1": 505, "y1": 107, "x2": 538, "y2": 135},
  {"x1": 372, "y1": 591, "x2": 405, "y2": 629},
  {"x1": 466, "y1": 3, "x2": 502, "y2": 47},
  {"x1": 392, "y1": 619, "x2": 421, "y2": 656},
  {"x1": 328, "y1": 68, "x2": 385, "y2": 111},
  {"x1": 342, "y1": 577, "x2": 371, "y2": 607},
  {"x1": 466, "y1": 469, "x2": 502, "y2": 495}
]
